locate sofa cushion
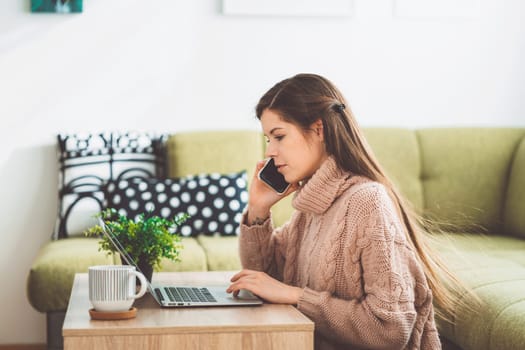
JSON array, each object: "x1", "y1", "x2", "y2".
[
  {"x1": 106, "y1": 171, "x2": 248, "y2": 237},
  {"x1": 504, "y1": 135, "x2": 525, "y2": 238},
  {"x1": 418, "y1": 128, "x2": 525, "y2": 233},
  {"x1": 54, "y1": 131, "x2": 167, "y2": 239},
  {"x1": 431, "y1": 233, "x2": 525, "y2": 350},
  {"x1": 157, "y1": 237, "x2": 208, "y2": 272},
  {"x1": 196, "y1": 235, "x2": 241, "y2": 271},
  {"x1": 27, "y1": 237, "x2": 207, "y2": 312},
  {"x1": 167, "y1": 131, "x2": 264, "y2": 184},
  {"x1": 27, "y1": 238, "x2": 116, "y2": 312}
]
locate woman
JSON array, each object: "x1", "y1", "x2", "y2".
[{"x1": 226, "y1": 73, "x2": 456, "y2": 349}]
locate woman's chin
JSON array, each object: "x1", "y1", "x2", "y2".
[{"x1": 284, "y1": 175, "x2": 296, "y2": 184}]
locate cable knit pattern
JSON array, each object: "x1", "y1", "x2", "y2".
[{"x1": 239, "y1": 157, "x2": 441, "y2": 350}]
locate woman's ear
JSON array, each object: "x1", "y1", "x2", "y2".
[{"x1": 312, "y1": 119, "x2": 324, "y2": 141}]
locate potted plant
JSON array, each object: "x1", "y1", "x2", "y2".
[{"x1": 85, "y1": 208, "x2": 189, "y2": 282}]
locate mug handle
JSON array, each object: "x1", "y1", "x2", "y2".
[{"x1": 128, "y1": 270, "x2": 148, "y2": 299}]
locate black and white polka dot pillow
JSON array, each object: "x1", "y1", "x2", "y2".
[{"x1": 105, "y1": 171, "x2": 248, "y2": 237}]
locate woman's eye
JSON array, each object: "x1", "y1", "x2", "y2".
[{"x1": 275, "y1": 135, "x2": 284, "y2": 141}]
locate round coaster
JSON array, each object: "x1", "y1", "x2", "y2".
[{"x1": 89, "y1": 307, "x2": 137, "y2": 320}]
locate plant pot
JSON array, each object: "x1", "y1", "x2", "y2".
[{"x1": 121, "y1": 254, "x2": 153, "y2": 284}]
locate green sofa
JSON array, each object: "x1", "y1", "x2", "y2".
[{"x1": 27, "y1": 128, "x2": 525, "y2": 350}]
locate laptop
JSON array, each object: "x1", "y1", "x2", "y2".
[{"x1": 98, "y1": 218, "x2": 263, "y2": 308}]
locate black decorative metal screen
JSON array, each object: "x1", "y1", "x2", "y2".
[{"x1": 54, "y1": 131, "x2": 167, "y2": 239}]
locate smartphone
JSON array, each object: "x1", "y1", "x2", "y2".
[{"x1": 257, "y1": 158, "x2": 291, "y2": 195}]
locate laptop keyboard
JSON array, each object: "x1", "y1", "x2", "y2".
[{"x1": 155, "y1": 287, "x2": 217, "y2": 303}]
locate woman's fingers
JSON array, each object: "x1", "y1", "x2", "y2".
[
  {"x1": 227, "y1": 270, "x2": 262, "y2": 294},
  {"x1": 227, "y1": 270, "x2": 301, "y2": 304},
  {"x1": 230, "y1": 269, "x2": 258, "y2": 282},
  {"x1": 252, "y1": 160, "x2": 267, "y2": 182},
  {"x1": 255, "y1": 160, "x2": 266, "y2": 171}
]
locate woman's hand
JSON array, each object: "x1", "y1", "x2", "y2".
[
  {"x1": 247, "y1": 160, "x2": 299, "y2": 224},
  {"x1": 226, "y1": 269, "x2": 303, "y2": 305}
]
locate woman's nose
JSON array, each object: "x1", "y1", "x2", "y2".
[{"x1": 265, "y1": 143, "x2": 277, "y2": 158}]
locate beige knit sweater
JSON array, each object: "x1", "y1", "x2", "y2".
[{"x1": 239, "y1": 157, "x2": 441, "y2": 350}]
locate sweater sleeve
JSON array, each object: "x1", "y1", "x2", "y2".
[
  {"x1": 297, "y1": 187, "x2": 430, "y2": 349},
  {"x1": 238, "y1": 211, "x2": 293, "y2": 281}
]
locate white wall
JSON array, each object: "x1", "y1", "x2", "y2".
[{"x1": 0, "y1": 0, "x2": 523, "y2": 344}]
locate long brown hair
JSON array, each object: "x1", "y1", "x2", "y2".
[{"x1": 256, "y1": 73, "x2": 472, "y2": 321}]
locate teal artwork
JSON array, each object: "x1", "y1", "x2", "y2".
[{"x1": 31, "y1": 0, "x2": 83, "y2": 13}]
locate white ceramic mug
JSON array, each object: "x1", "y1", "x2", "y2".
[{"x1": 88, "y1": 265, "x2": 148, "y2": 312}]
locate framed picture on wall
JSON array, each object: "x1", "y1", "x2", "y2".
[{"x1": 31, "y1": 0, "x2": 83, "y2": 13}]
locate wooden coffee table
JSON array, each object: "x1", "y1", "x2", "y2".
[{"x1": 63, "y1": 271, "x2": 314, "y2": 349}]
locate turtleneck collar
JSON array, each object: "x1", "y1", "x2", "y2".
[{"x1": 292, "y1": 156, "x2": 363, "y2": 215}]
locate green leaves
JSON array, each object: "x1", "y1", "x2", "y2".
[{"x1": 85, "y1": 208, "x2": 190, "y2": 269}]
